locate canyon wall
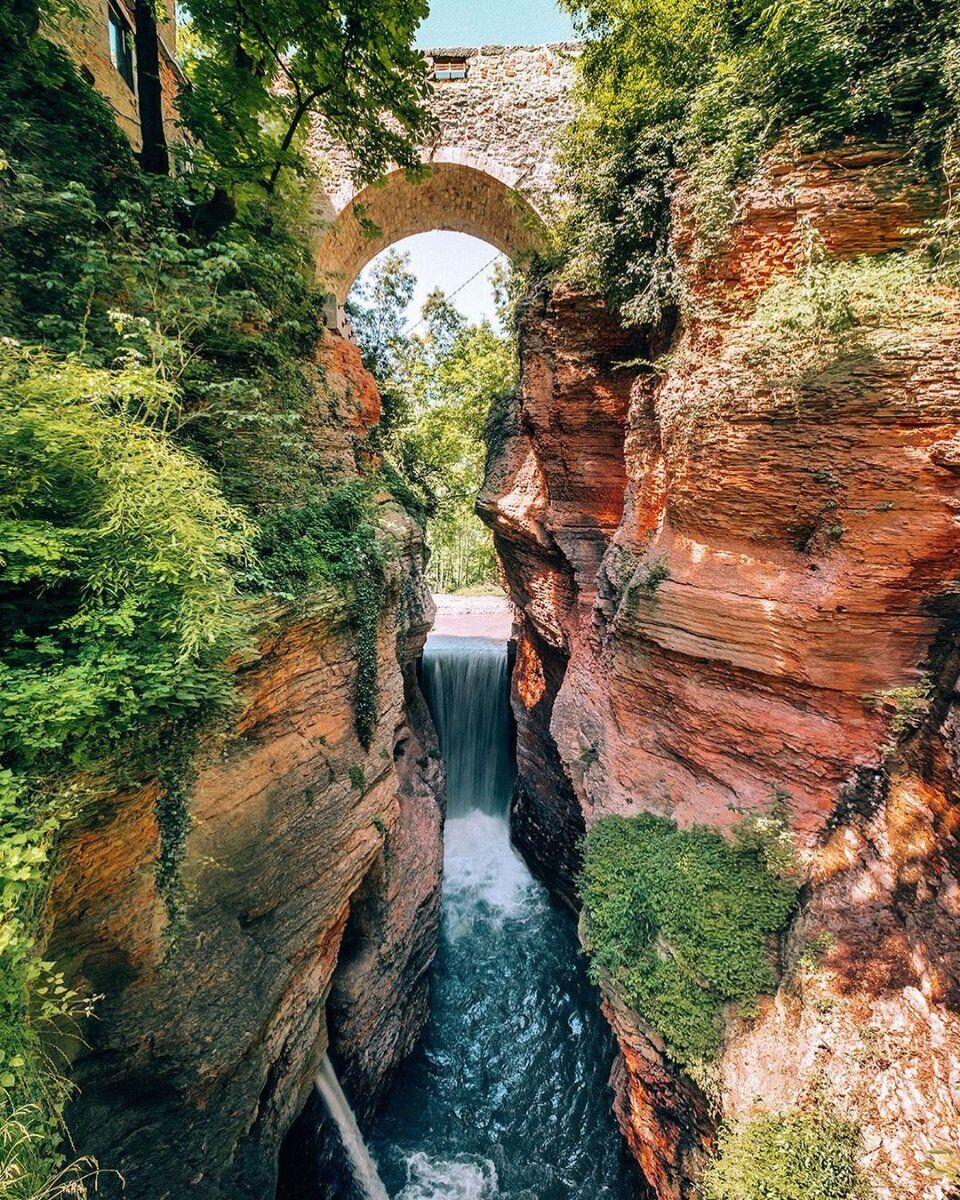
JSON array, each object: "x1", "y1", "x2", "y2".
[
  {"x1": 481, "y1": 146, "x2": 960, "y2": 1199},
  {"x1": 45, "y1": 337, "x2": 444, "y2": 1200}
]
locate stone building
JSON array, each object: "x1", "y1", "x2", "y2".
[{"x1": 50, "y1": 0, "x2": 183, "y2": 155}]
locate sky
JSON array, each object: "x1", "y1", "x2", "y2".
[
  {"x1": 352, "y1": 0, "x2": 577, "y2": 331},
  {"x1": 416, "y1": 0, "x2": 576, "y2": 48},
  {"x1": 357, "y1": 234, "x2": 507, "y2": 333}
]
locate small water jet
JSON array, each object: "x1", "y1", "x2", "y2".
[{"x1": 315, "y1": 1056, "x2": 390, "y2": 1200}]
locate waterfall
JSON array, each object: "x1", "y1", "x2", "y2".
[
  {"x1": 366, "y1": 631, "x2": 639, "y2": 1200},
  {"x1": 420, "y1": 635, "x2": 514, "y2": 816},
  {"x1": 315, "y1": 1055, "x2": 390, "y2": 1200}
]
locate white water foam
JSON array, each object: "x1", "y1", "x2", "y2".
[
  {"x1": 396, "y1": 1151, "x2": 500, "y2": 1200},
  {"x1": 442, "y1": 811, "x2": 542, "y2": 937}
]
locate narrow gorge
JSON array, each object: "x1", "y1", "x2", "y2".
[{"x1": 3, "y1": 4, "x2": 960, "y2": 1200}]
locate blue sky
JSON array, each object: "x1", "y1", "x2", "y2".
[
  {"x1": 416, "y1": 0, "x2": 576, "y2": 48},
  {"x1": 354, "y1": 0, "x2": 578, "y2": 331}
]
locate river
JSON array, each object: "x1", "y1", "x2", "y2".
[{"x1": 364, "y1": 634, "x2": 640, "y2": 1200}]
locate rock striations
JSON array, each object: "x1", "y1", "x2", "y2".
[
  {"x1": 45, "y1": 337, "x2": 445, "y2": 1200},
  {"x1": 480, "y1": 145, "x2": 960, "y2": 1199}
]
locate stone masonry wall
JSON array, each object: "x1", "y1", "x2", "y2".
[
  {"x1": 311, "y1": 43, "x2": 578, "y2": 312},
  {"x1": 310, "y1": 44, "x2": 577, "y2": 214}
]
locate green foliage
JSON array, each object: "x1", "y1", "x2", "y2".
[
  {"x1": 352, "y1": 569, "x2": 382, "y2": 750},
  {"x1": 865, "y1": 683, "x2": 934, "y2": 739},
  {"x1": 348, "y1": 249, "x2": 417, "y2": 387},
  {"x1": 0, "y1": 167, "x2": 329, "y2": 515},
  {"x1": 0, "y1": 344, "x2": 251, "y2": 773},
  {"x1": 0, "y1": 343, "x2": 249, "y2": 1194},
  {"x1": 0, "y1": 338, "x2": 251, "y2": 970},
  {"x1": 1, "y1": 28, "x2": 338, "y2": 517},
  {"x1": 637, "y1": 559, "x2": 670, "y2": 595},
  {"x1": 0, "y1": 19, "x2": 435, "y2": 1192},
  {"x1": 580, "y1": 813, "x2": 797, "y2": 1064},
  {"x1": 350, "y1": 253, "x2": 518, "y2": 593},
  {"x1": 249, "y1": 481, "x2": 380, "y2": 596},
  {"x1": 926, "y1": 1146, "x2": 960, "y2": 1188},
  {"x1": 703, "y1": 1110, "x2": 872, "y2": 1200},
  {"x1": 177, "y1": 0, "x2": 433, "y2": 191},
  {"x1": 748, "y1": 236, "x2": 957, "y2": 380},
  {"x1": 559, "y1": 0, "x2": 960, "y2": 322},
  {"x1": 249, "y1": 482, "x2": 386, "y2": 747},
  {"x1": 0, "y1": 31, "x2": 136, "y2": 198},
  {"x1": 731, "y1": 790, "x2": 800, "y2": 879},
  {"x1": 798, "y1": 931, "x2": 836, "y2": 973},
  {"x1": 154, "y1": 727, "x2": 202, "y2": 942}
]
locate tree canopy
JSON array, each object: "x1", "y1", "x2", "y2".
[
  {"x1": 178, "y1": 0, "x2": 435, "y2": 191},
  {"x1": 349, "y1": 251, "x2": 518, "y2": 593}
]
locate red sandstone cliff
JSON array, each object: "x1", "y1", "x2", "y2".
[
  {"x1": 45, "y1": 338, "x2": 445, "y2": 1199},
  {"x1": 481, "y1": 145, "x2": 960, "y2": 1199}
]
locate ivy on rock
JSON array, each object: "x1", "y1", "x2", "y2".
[{"x1": 580, "y1": 812, "x2": 798, "y2": 1065}]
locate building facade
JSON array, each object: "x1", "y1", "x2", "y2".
[{"x1": 50, "y1": 0, "x2": 183, "y2": 154}]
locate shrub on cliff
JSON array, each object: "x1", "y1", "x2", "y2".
[
  {"x1": 559, "y1": 0, "x2": 960, "y2": 324},
  {"x1": 0, "y1": 341, "x2": 252, "y2": 1193},
  {"x1": 580, "y1": 813, "x2": 798, "y2": 1064},
  {"x1": 703, "y1": 1110, "x2": 872, "y2": 1200},
  {"x1": 248, "y1": 482, "x2": 388, "y2": 747}
]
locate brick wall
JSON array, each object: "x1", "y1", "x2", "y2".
[{"x1": 50, "y1": 0, "x2": 183, "y2": 155}]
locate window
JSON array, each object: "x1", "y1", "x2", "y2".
[
  {"x1": 433, "y1": 56, "x2": 467, "y2": 81},
  {"x1": 108, "y1": 3, "x2": 136, "y2": 91}
]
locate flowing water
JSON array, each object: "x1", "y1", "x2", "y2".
[
  {"x1": 315, "y1": 1057, "x2": 391, "y2": 1200},
  {"x1": 365, "y1": 634, "x2": 640, "y2": 1200}
]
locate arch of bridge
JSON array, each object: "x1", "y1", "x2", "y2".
[
  {"x1": 309, "y1": 43, "x2": 577, "y2": 310},
  {"x1": 317, "y1": 155, "x2": 547, "y2": 306}
]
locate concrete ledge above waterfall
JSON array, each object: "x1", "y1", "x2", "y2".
[{"x1": 432, "y1": 594, "x2": 513, "y2": 640}]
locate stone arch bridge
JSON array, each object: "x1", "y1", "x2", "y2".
[{"x1": 308, "y1": 43, "x2": 577, "y2": 324}]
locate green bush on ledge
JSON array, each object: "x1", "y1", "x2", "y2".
[
  {"x1": 580, "y1": 813, "x2": 798, "y2": 1065},
  {"x1": 703, "y1": 1110, "x2": 873, "y2": 1200}
]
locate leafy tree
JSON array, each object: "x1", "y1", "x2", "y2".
[
  {"x1": 351, "y1": 256, "x2": 518, "y2": 592},
  {"x1": 348, "y1": 248, "x2": 415, "y2": 388},
  {"x1": 177, "y1": 0, "x2": 435, "y2": 192},
  {"x1": 559, "y1": 0, "x2": 960, "y2": 324}
]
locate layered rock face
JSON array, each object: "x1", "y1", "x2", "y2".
[
  {"x1": 481, "y1": 147, "x2": 960, "y2": 1198},
  {"x1": 479, "y1": 287, "x2": 647, "y2": 904},
  {"x1": 46, "y1": 338, "x2": 444, "y2": 1200}
]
